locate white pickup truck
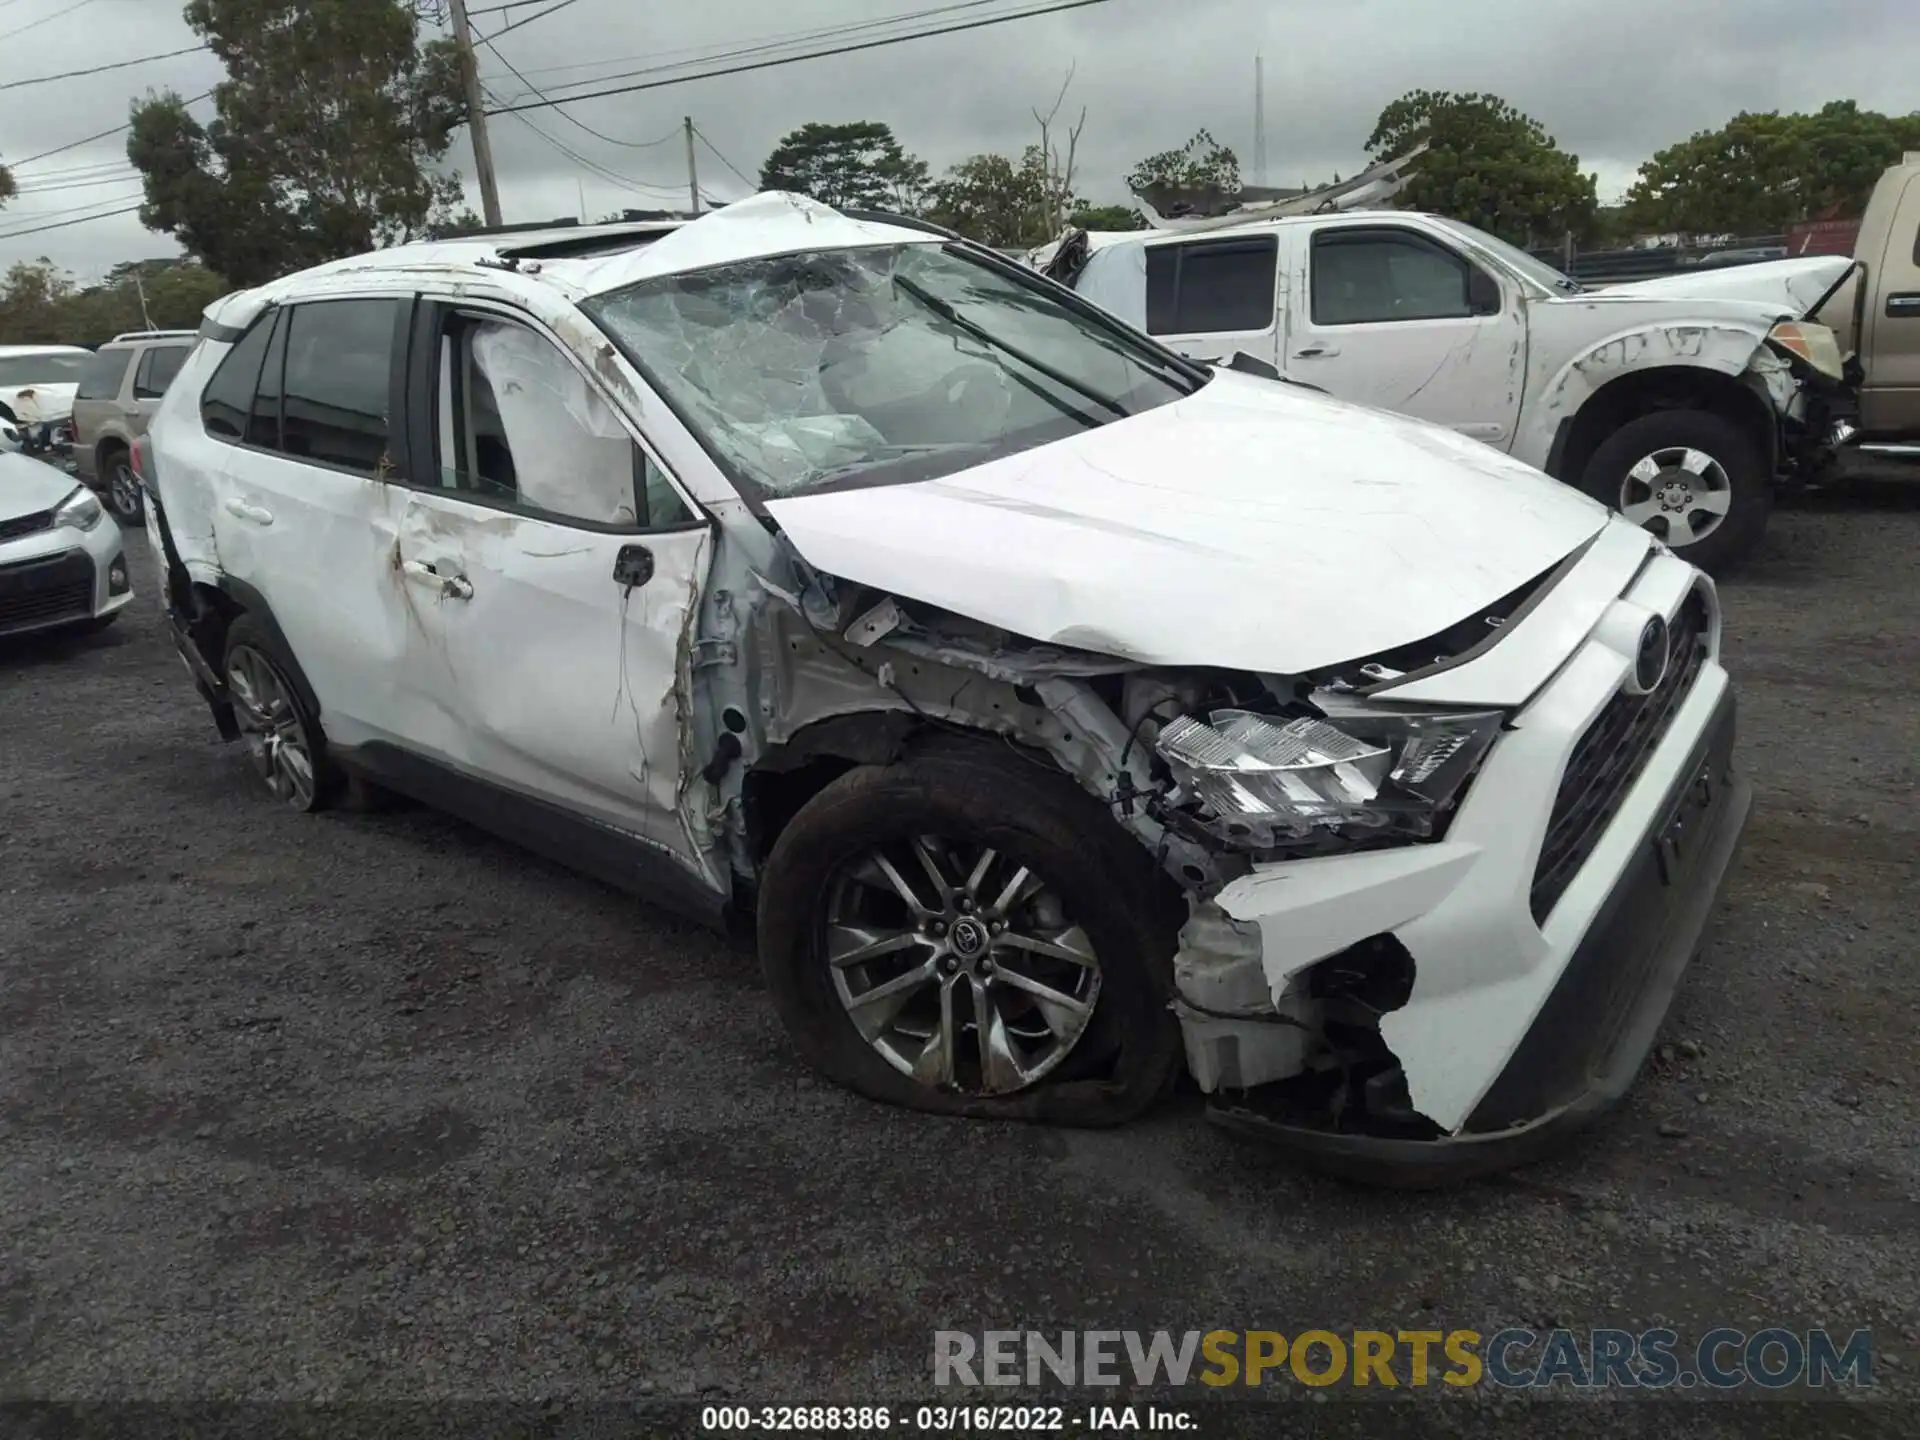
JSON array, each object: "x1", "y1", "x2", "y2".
[{"x1": 1035, "y1": 211, "x2": 1858, "y2": 570}]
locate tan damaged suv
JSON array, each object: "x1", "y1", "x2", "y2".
[{"x1": 71, "y1": 330, "x2": 198, "y2": 523}]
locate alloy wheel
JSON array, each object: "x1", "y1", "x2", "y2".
[
  {"x1": 823, "y1": 836, "x2": 1102, "y2": 1095},
  {"x1": 225, "y1": 644, "x2": 317, "y2": 809},
  {"x1": 108, "y1": 461, "x2": 142, "y2": 521},
  {"x1": 1618, "y1": 446, "x2": 1732, "y2": 547}
]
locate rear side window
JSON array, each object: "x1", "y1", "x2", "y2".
[
  {"x1": 76, "y1": 348, "x2": 133, "y2": 402},
  {"x1": 200, "y1": 319, "x2": 275, "y2": 439},
  {"x1": 1143, "y1": 237, "x2": 1278, "y2": 335},
  {"x1": 133, "y1": 344, "x2": 191, "y2": 399},
  {"x1": 278, "y1": 300, "x2": 402, "y2": 474}
]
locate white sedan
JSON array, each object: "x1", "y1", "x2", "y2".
[{"x1": 0, "y1": 453, "x2": 133, "y2": 639}]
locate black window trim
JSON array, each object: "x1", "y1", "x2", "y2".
[
  {"x1": 399, "y1": 295, "x2": 710, "y2": 538},
  {"x1": 1308, "y1": 224, "x2": 1495, "y2": 328},
  {"x1": 197, "y1": 296, "x2": 417, "y2": 485},
  {"x1": 1145, "y1": 233, "x2": 1281, "y2": 337}
]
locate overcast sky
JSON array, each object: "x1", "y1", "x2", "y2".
[{"x1": 2, "y1": 0, "x2": 1915, "y2": 281}]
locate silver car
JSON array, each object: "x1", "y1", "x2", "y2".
[{"x1": 71, "y1": 331, "x2": 198, "y2": 523}]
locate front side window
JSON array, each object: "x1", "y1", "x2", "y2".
[
  {"x1": 432, "y1": 315, "x2": 695, "y2": 529},
  {"x1": 1311, "y1": 231, "x2": 1478, "y2": 325},
  {"x1": 1144, "y1": 237, "x2": 1279, "y2": 334},
  {"x1": 586, "y1": 242, "x2": 1197, "y2": 500},
  {"x1": 76, "y1": 349, "x2": 134, "y2": 401}
]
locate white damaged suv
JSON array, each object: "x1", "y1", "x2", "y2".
[{"x1": 139, "y1": 194, "x2": 1749, "y2": 1184}]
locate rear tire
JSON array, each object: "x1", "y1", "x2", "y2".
[
  {"x1": 756, "y1": 738, "x2": 1185, "y2": 1127},
  {"x1": 1578, "y1": 409, "x2": 1771, "y2": 572},
  {"x1": 221, "y1": 615, "x2": 341, "y2": 813},
  {"x1": 101, "y1": 447, "x2": 143, "y2": 524}
]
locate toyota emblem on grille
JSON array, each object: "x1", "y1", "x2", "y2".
[{"x1": 1631, "y1": 614, "x2": 1670, "y2": 695}]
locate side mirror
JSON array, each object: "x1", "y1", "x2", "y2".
[{"x1": 1467, "y1": 266, "x2": 1503, "y2": 316}]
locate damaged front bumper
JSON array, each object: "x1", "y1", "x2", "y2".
[{"x1": 1174, "y1": 556, "x2": 1752, "y2": 1185}]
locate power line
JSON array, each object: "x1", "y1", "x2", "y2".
[
  {"x1": 0, "y1": 189, "x2": 142, "y2": 223},
  {"x1": 15, "y1": 170, "x2": 141, "y2": 196},
  {"x1": 0, "y1": 200, "x2": 143, "y2": 242},
  {"x1": 691, "y1": 124, "x2": 754, "y2": 192},
  {"x1": 0, "y1": 0, "x2": 99, "y2": 43},
  {"x1": 481, "y1": 85, "x2": 688, "y2": 200},
  {"x1": 0, "y1": 43, "x2": 204, "y2": 91},
  {"x1": 476, "y1": 33, "x2": 676, "y2": 150},
  {"x1": 8, "y1": 90, "x2": 214, "y2": 168},
  {"x1": 483, "y1": 0, "x2": 1015, "y2": 95},
  {"x1": 477, "y1": 0, "x2": 584, "y2": 42},
  {"x1": 483, "y1": 0, "x2": 1119, "y2": 116}
]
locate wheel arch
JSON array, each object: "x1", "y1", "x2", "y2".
[
  {"x1": 184, "y1": 575, "x2": 327, "y2": 727},
  {"x1": 1549, "y1": 362, "x2": 1779, "y2": 487}
]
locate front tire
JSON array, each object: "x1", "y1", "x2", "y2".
[
  {"x1": 756, "y1": 740, "x2": 1184, "y2": 1127},
  {"x1": 1578, "y1": 408, "x2": 1771, "y2": 572},
  {"x1": 221, "y1": 615, "x2": 340, "y2": 813}
]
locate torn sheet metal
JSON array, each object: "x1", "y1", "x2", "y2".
[{"x1": 766, "y1": 367, "x2": 1608, "y2": 675}]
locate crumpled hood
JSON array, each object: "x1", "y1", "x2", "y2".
[
  {"x1": 3, "y1": 382, "x2": 77, "y2": 426},
  {"x1": 0, "y1": 452, "x2": 84, "y2": 520},
  {"x1": 764, "y1": 369, "x2": 1610, "y2": 675},
  {"x1": 1596, "y1": 255, "x2": 1852, "y2": 317}
]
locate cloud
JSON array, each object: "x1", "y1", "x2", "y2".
[{"x1": 2, "y1": 0, "x2": 1915, "y2": 281}]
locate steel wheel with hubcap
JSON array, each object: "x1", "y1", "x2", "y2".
[
  {"x1": 1579, "y1": 408, "x2": 1770, "y2": 573},
  {"x1": 824, "y1": 836, "x2": 1102, "y2": 1095},
  {"x1": 1617, "y1": 446, "x2": 1731, "y2": 548},
  {"x1": 106, "y1": 455, "x2": 143, "y2": 523}
]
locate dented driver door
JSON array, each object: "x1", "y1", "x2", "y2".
[{"x1": 389, "y1": 303, "x2": 714, "y2": 868}]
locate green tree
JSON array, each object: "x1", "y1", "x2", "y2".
[
  {"x1": 1625, "y1": 101, "x2": 1920, "y2": 236},
  {"x1": 127, "y1": 0, "x2": 466, "y2": 287},
  {"x1": 1065, "y1": 202, "x2": 1145, "y2": 231},
  {"x1": 923, "y1": 148, "x2": 1054, "y2": 248},
  {"x1": 0, "y1": 257, "x2": 229, "y2": 344},
  {"x1": 758, "y1": 121, "x2": 931, "y2": 212},
  {"x1": 1126, "y1": 129, "x2": 1240, "y2": 215},
  {"x1": 0, "y1": 260, "x2": 78, "y2": 344},
  {"x1": 1366, "y1": 90, "x2": 1598, "y2": 246}
]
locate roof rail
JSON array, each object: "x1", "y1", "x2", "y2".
[{"x1": 110, "y1": 329, "x2": 198, "y2": 342}]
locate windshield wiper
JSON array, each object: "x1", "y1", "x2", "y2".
[{"x1": 891, "y1": 274, "x2": 1131, "y2": 420}]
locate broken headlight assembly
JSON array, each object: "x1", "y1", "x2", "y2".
[{"x1": 1154, "y1": 707, "x2": 1503, "y2": 848}]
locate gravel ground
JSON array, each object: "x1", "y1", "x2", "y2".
[{"x1": 2, "y1": 469, "x2": 1916, "y2": 1432}]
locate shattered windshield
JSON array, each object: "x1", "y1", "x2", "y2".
[{"x1": 585, "y1": 242, "x2": 1197, "y2": 499}]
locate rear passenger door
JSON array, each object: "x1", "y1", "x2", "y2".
[
  {"x1": 387, "y1": 299, "x2": 715, "y2": 864},
  {"x1": 202, "y1": 296, "x2": 419, "y2": 747},
  {"x1": 1140, "y1": 234, "x2": 1282, "y2": 365}
]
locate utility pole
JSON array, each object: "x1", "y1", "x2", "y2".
[
  {"x1": 684, "y1": 116, "x2": 700, "y2": 215},
  {"x1": 1253, "y1": 54, "x2": 1267, "y2": 188},
  {"x1": 449, "y1": 0, "x2": 503, "y2": 227}
]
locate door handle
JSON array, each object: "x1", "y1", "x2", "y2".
[
  {"x1": 222, "y1": 497, "x2": 274, "y2": 525},
  {"x1": 1888, "y1": 292, "x2": 1920, "y2": 317},
  {"x1": 401, "y1": 558, "x2": 473, "y2": 600},
  {"x1": 1291, "y1": 344, "x2": 1340, "y2": 359}
]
